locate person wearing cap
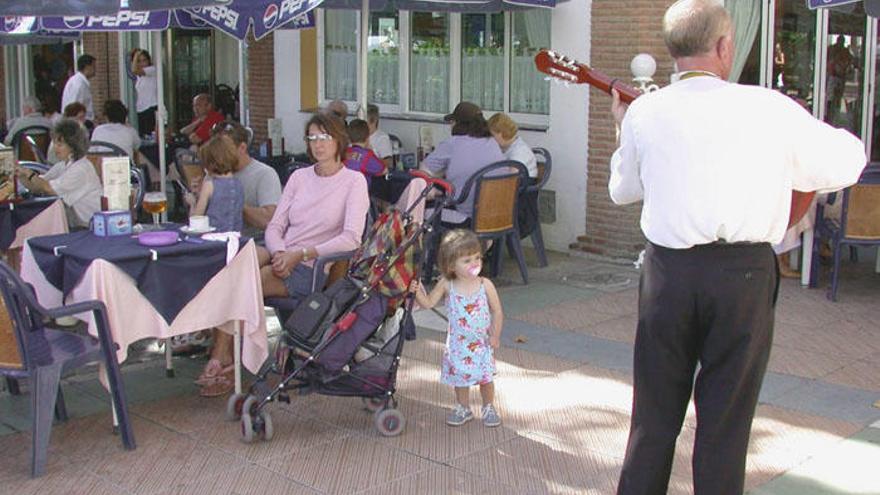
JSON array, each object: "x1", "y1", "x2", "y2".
[{"x1": 421, "y1": 101, "x2": 504, "y2": 225}]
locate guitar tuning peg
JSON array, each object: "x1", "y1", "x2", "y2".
[
  {"x1": 543, "y1": 76, "x2": 553, "y2": 82},
  {"x1": 563, "y1": 81, "x2": 570, "y2": 87}
]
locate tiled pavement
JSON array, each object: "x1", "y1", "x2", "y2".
[{"x1": 1, "y1": 250, "x2": 879, "y2": 494}]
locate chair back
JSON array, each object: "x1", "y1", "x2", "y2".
[
  {"x1": 842, "y1": 183, "x2": 880, "y2": 240},
  {"x1": 389, "y1": 134, "x2": 403, "y2": 169},
  {"x1": 88, "y1": 140, "x2": 129, "y2": 158},
  {"x1": 465, "y1": 161, "x2": 528, "y2": 234},
  {"x1": 0, "y1": 262, "x2": 42, "y2": 372},
  {"x1": 531, "y1": 147, "x2": 553, "y2": 191},
  {"x1": 17, "y1": 161, "x2": 51, "y2": 175},
  {"x1": 12, "y1": 125, "x2": 51, "y2": 164}
]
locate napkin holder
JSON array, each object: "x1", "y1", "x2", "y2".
[{"x1": 91, "y1": 210, "x2": 132, "y2": 237}]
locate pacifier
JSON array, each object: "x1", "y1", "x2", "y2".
[{"x1": 467, "y1": 265, "x2": 481, "y2": 277}]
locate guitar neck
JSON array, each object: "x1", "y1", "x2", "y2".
[{"x1": 535, "y1": 49, "x2": 643, "y2": 103}]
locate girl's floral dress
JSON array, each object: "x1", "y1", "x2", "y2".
[{"x1": 441, "y1": 279, "x2": 495, "y2": 387}]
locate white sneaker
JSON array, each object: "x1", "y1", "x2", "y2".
[
  {"x1": 446, "y1": 404, "x2": 474, "y2": 426},
  {"x1": 481, "y1": 404, "x2": 501, "y2": 427}
]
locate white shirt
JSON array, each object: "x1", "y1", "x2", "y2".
[
  {"x1": 504, "y1": 136, "x2": 538, "y2": 178},
  {"x1": 135, "y1": 66, "x2": 158, "y2": 112},
  {"x1": 369, "y1": 129, "x2": 393, "y2": 159},
  {"x1": 61, "y1": 71, "x2": 93, "y2": 120},
  {"x1": 43, "y1": 156, "x2": 102, "y2": 227},
  {"x1": 91, "y1": 123, "x2": 141, "y2": 158},
  {"x1": 610, "y1": 76, "x2": 866, "y2": 249}
]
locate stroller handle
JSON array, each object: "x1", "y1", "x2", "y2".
[{"x1": 409, "y1": 170, "x2": 453, "y2": 197}]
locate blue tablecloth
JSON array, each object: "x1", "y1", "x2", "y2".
[
  {"x1": 28, "y1": 227, "x2": 242, "y2": 323},
  {"x1": 0, "y1": 196, "x2": 60, "y2": 250}
]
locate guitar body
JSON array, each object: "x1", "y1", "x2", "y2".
[{"x1": 534, "y1": 49, "x2": 811, "y2": 227}]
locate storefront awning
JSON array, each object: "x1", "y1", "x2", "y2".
[{"x1": 0, "y1": 0, "x2": 230, "y2": 17}]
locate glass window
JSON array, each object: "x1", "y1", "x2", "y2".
[
  {"x1": 825, "y1": 5, "x2": 865, "y2": 137},
  {"x1": 873, "y1": 23, "x2": 880, "y2": 160},
  {"x1": 510, "y1": 10, "x2": 550, "y2": 115},
  {"x1": 773, "y1": 0, "x2": 817, "y2": 112},
  {"x1": 461, "y1": 13, "x2": 504, "y2": 111},
  {"x1": 410, "y1": 12, "x2": 450, "y2": 114},
  {"x1": 368, "y1": 11, "x2": 399, "y2": 105},
  {"x1": 324, "y1": 9, "x2": 358, "y2": 102}
]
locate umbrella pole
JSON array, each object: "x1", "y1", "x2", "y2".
[
  {"x1": 358, "y1": 0, "x2": 369, "y2": 118},
  {"x1": 154, "y1": 31, "x2": 168, "y2": 213},
  {"x1": 238, "y1": 40, "x2": 248, "y2": 127}
]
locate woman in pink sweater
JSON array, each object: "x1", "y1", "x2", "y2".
[
  {"x1": 198, "y1": 113, "x2": 369, "y2": 396},
  {"x1": 261, "y1": 113, "x2": 370, "y2": 296}
]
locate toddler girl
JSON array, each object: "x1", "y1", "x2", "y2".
[
  {"x1": 415, "y1": 229, "x2": 504, "y2": 427},
  {"x1": 190, "y1": 134, "x2": 244, "y2": 232}
]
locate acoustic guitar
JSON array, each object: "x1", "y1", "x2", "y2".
[{"x1": 534, "y1": 49, "x2": 814, "y2": 228}]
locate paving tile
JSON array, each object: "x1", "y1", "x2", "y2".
[
  {"x1": 821, "y1": 357, "x2": 880, "y2": 393},
  {"x1": 131, "y1": 393, "x2": 233, "y2": 435},
  {"x1": 1, "y1": 462, "x2": 129, "y2": 495},
  {"x1": 201, "y1": 405, "x2": 350, "y2": 463},
  {"x1": 259, "y1": 436, "x2": 436, "y2": 494},
  {"x1": 771, "y1": 321, "x2": 878, "y2": 361},
  {"x1": 364, "y1": 407, "x2": 518, "y2": 463},
  {"x1": 572, "y1": 315, "x2": 637, "y2": 344},
  {"x1": 766, "y1": 345, "x2": 846, "y2": 380},
  {"x1": 514, "y1": 300, "x2": 622, "y2": 331},
  {"x1": 768, "y1": 380, "x2": 880, "y2": 425},
  {"x1": 450, "y1": 435, "x2": 622, "y2": 494},
  {"x1": 758, "y1": 372, "x2": 813, "y2": 403},
  {"x1": 300, "y1": 394, "x2": 434, "y2": 434},
  {"x1": 495, "y1": 281, "x2": 601, "y2": 317},
  {"x1": 0, "y1": 429, "x2": 73, "y2": 483},
  {"x1": 156, "y1": 464, "x2": 320, "y2": 495},
  {"x1": 356, "y1": 465, "x2": 529, "y2": 495}
]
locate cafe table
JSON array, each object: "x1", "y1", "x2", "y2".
[
  {"x1": 19, "y1": 227, "x2": 267, "y2": 393},
  {"x1": 0, "y1": 196, "x2": 68, "y2": 251}
]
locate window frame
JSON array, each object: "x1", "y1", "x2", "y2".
[{"x1": 316, "y1": 8, "x2": 550, "y2": 126}]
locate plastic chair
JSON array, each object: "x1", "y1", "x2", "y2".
[
  {"x1": 0, "y1": 261, "x2": 135, "y2": 477},
  {"x1": 526, "y1": 147, "x2": 552, "y2": 267},
  {"x1": 11, "y1": 125, "x2": 51, "y2": 164},
  {"x1": 424, "y1": 160, "x2": 530, "y2": 284},
  {"x1": 810, "y1": 168, "x2": 880, "y2": 301},
  {"x1": 389, "y1": 134, "x2": 403, "y2": 169}
]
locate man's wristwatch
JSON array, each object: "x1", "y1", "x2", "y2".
[
  {"x1": 28, "y1": 170, "x2": 37, "y2": 181},
  {"x1": 301, "y1": 248, "x2": 310, "y2": 262}
]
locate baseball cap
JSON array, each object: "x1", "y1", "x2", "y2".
[{"x1": 444, "y1": 101, "x2": 483, "y2": 123}]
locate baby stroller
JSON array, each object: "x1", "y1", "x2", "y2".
[{"x1": 227, "y1": 175, "x2": 452, "y2": 442}]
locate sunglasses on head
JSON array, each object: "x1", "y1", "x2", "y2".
[
  {"x1": 304, "y1": 133, "x2": 333, "y2": 142},
  {"x1": 211, "y1": 121, "x2": 237, "y2": 134}
]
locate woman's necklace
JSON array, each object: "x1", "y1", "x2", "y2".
[{"x1": 678, "y1": 70, "x2": 720, "y2": 80}]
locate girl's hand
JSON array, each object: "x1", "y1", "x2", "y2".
[
  {"x1": 271, "y1": 250, "x2": 301, "y2": 278},
  {"x1": 489, "y1": 334, "x2": 501, "y2": 349}
]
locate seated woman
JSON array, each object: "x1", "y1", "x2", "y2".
[
  {"x1": 17, "y1": 118, "x2": 101, "y2": 229},
  {"x1": 487, "y1": 112, "x2": 538, "y2": 179},
  {"x1": 197, "y1": 113, "x2": 370, "y2": 397},
  {"x1": 421, "y1": 101, "x2": 504, "y2": 226}
]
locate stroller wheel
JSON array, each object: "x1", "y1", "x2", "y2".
[
  {"x1": 240, "y1": 411, "x2": 255, "y2": 443},
  {"x1": 362, "y1": 397, "x2": 385, "y2": 413},
  {"x1": 261, "y1": 410, "x2": 274, "y2": 441},
  {"x1": 374, "y1": 408, "x2": 405, "y2": 437},
  {"x1": 226, "y1": 393, "x2": 247, "y2": 421}
]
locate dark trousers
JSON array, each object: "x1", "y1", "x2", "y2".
[
  {"x1": 137, "y1": 106, "x2": 158, "y2": 137},
  {"x1": 617, "y1": 241, "x2": 779, "y2": 495}
]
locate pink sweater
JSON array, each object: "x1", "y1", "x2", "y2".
[{"x1": 265, "y1": 165, "x2": 369, "y2": 257}]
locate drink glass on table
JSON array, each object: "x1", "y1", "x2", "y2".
[{"x1": 142, "y1": 191, "x2": 168, "y2": 227}]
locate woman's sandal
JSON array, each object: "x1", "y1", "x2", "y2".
[
  {"x1": 199, "y1": 369, "x2": 234, "y2": 398},
  {"x1": 194, "y1": 359, "x2": 234, "y2": 386}
]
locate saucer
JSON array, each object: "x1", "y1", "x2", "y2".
[
  {"x1": 138, "y1": 231, "x2": 180, "y2": 247},
  {"x1": 180, "y1": 225, "x2": 216, "y2": 235}
]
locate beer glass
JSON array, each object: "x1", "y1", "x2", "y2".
[{"x1": 142, "y1": 191, "x2": 167, "y2": 226}]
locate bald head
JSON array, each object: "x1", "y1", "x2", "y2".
[
  {"x1": 663, "y1": 0, "x2": 732, "y2": 59},
  {"x1": 192, "y1": 93, "x2": 213, "y2": 117}
]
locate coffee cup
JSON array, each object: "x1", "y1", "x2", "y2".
[{"x1": 189, "y1": 215, "x2": 210, "y2": 231}]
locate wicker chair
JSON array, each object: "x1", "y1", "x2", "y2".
[{"x1": 810, "y1": 168, "x2": 880, "y2": 301}]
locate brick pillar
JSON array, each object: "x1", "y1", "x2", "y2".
[
  {"x1": 81, "y1": 32, "x2": 121, "y2": 121},
  {"x1": 571, "y1": 0, "x2": 676, "y2": 259},
  {"x1": 247, "y1": 33, "x2": 275, "y2": 144}
]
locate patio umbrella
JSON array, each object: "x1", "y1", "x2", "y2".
[{"x1": 0, "y1": 0, "x2": 229, "y2": 17}]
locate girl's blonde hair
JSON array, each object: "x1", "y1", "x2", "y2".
[
  {"x1": 437, "y1": 229, "x2": 482, "y2": 279},
  {"x1": 487, "y1": 112, "x2": 518, "y2": 141},
  {"x1": 198, "y1": 134, "x2": 238, "y2": 175}
]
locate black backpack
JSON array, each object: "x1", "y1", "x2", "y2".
[{"x1": 283, "y1": 277, "x2": 363, "y2": 351}]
